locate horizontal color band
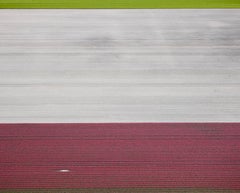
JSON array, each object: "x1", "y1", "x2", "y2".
[
  {"x1": 0, "y1": 188, "x2": 239, "y2": 193},
  {"x1": 0, "y1": 123, "x2": 239, "y2": 189},
  {"x1": 0, "y1": 0, "x2": 240, "y2": 8}
]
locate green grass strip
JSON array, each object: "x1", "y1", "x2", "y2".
[{"x1": 0, "y1": 0, "x2": 240, "y2": 8}]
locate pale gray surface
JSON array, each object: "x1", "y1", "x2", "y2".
[{"x1": 0, "y1": 9, "x2": 239, "y2": 123}]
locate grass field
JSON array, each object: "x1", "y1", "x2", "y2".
[{"x1": 0, "y1": 0, "x2": 240, "y2": 8}]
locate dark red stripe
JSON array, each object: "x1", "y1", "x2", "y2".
[{"x1": 0, "y1": 123, "x2": 239, "y2": 189}]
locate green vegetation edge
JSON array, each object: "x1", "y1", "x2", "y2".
[{"x1": 0, "y1": 0, "x2": 240, "y2": 8}]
